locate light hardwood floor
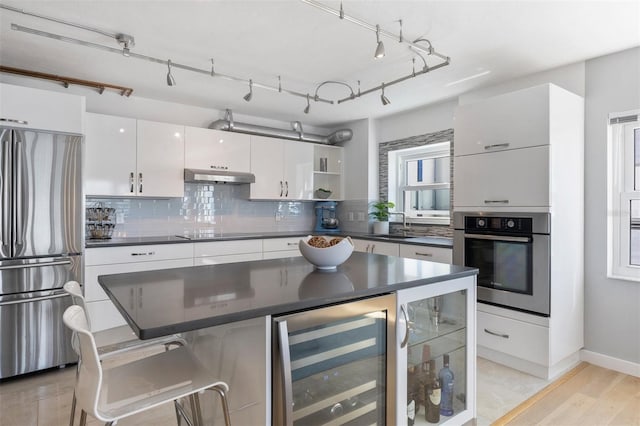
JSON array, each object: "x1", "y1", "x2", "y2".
[
  {"x1": 1, "y1": 358, "x2": 638, "y2": 425},
  {"x1": 496, "y1": 362, "x2": 640, "y2": 426}
]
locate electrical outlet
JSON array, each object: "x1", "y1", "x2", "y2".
[
  {"x1": 116, "y1": 212, "x2": 124, "y2": 224},
  {"x1": 357, "y1": 211, "x2": 365, "y2": 221},
  {"x1": 348, "y1": 212, "x2": 354, "y2": 221},
  {"x1": 275, "y1": 212, "x2": 282, "y2": 221}
]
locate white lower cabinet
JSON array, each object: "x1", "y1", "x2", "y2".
[
  {"x1": 352, "y1": 238, "x2": 399, "y2": 256},
  {"x1": 84, "y1": 244, "x2": 194, "y2": 331},
  {"x1": 262, "y1": 237, "x2": 302, "y2": 260},
  {"x1": 193, "y1": 240, "x2": 263, "y2": 265},
  {"x1": 399, "y1": 244, "x2": 452, "y2": 264},
  {"x1": 397, "y1": 276, "x2": 476, "y2": 425}
]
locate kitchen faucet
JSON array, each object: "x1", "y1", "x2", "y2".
[{"x1": 389, "y1": 212, "x2": 410, "y2": 234}]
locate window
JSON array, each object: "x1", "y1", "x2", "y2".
[
  {"x1": 388, "y1": 142, "x2": 451, "y2": 225},
  {"x1": 608, "y1": 111, "x2": 640, "y2": 281}
]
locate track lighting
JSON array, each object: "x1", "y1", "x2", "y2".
[
  {"x1": 166, "y1": 59, "x2": 176, "y2": 86},
  {"x1": 380, "y1": 83, "x2": 390, "y2": 105},
  {"x1": 304, "y1": 94, "x2": 310, "y2": 114},
  {"x1": 243, "y1": 79, "x2": 253, "y2": 102},
  {"x1": 374, "y1": 24, "x2": 385, "y2": 58}
]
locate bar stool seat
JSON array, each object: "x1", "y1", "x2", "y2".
[{"x1": 63, "y1": 305, "x2": 231, "y2": 426}]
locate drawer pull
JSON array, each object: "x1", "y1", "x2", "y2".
[
  {"x1": 484, "y1": 328, "x2": 509, "y2": 339},
  {"x1": 484, "y1": 143, "x2": 510, "y2": 150},
  {"x1": 286, "y1": 242, "x2": 298, "y2": 246},
  {"x1": 414, "y1": 252, "x2": 433, "y2": 257},
  {"x1": 484, "y1": 199, "x2": 509, "y2": 204},
  {"x1": 131, "y1": 251, "x2": 155, "y2": 256}
]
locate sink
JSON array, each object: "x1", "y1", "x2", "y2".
[{"x1": 369, "y1": 234, "x2": 418, "y2": 239}]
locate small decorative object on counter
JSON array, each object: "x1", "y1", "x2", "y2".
[
  {"x1": 85, "y1": 206, "x2": 116, "y2": 239},
  {"x1": 298, "y1": 235, "x2": 354, "y2": 270},
  {"x1": 369, "y1": 200, "x2": 394, "y2": 235},
  {"x1": 439, "y1": 353, "x2": 455, "y2": 416},
  {"x1": 426, "y1": 359, "x2": 441, "y2": 423}
]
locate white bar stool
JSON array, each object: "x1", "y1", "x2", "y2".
[
  {"x1": 63, "y1": 305, "x2": 231, "y2": 426},
  {"x1": 63, "y1": 280, "x2": 186, "y2": 425}
]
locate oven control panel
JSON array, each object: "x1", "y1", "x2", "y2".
[{"x1": 464, "y1": 216, "x2": 533, "y2": 233}]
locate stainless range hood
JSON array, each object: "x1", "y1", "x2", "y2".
[{"x1": 184, "y1": 169, "x2": 255, "y2": 184}]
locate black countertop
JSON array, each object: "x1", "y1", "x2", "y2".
[
  {"x1": 99, "y1": 252, "x2": 475, "y2": 340},
  {"x1": 86, "y1": 231, "x2": 453, "y2": 248}
]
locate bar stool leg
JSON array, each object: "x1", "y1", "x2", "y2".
[
  {"x1": 69, "y1": 392, "x2": 77, "y2": 426},
  {"x1": 208, "y1": 385, "x2": 232, "y2": 426},
  {"x1": 79, "y1": 410, "x2": 87, "y2": 426}
]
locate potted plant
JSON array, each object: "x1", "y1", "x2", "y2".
[{"x1": 370, "y1": 201, "x2": 395, "y2": 235}]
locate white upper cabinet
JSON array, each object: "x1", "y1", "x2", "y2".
[
  {"x1": 312, "y1": 144, "x2": 344, "y2": 200},
  {"x1": 184, "y1": 126, "x2": 251, "y2": 172},
  {"x1": 453, "y1": 83, "x2": 583, "y2": 210},
  {"x1": 0, "y1": 83, "x2": 84, "y2": 134},
  {"x1": 454, "y1": 145, "x2": 550, "y2": 208},
  {"x1": 136, "y1": 120, "x2": 185, "y2": 197},
  {"x1": 85, "y1": 113, "x2": 185, "y2": 197},
  {"x1": 85, "y1": 113, "x2": 137, "y2": 196},
  {"x1": 250, "y1": 136, "x2": 313, "y2": 200},
  {"x1": 454, "y1": 84, "x2": 551, "y2": 156}
]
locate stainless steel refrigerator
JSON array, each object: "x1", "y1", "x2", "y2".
[{"x1": 0, "y1": 126, "x2": 83, "y2": 379}]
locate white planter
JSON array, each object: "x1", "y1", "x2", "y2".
[{"x1": 372, "y1": 221, "x2": 389, "y2": 235}]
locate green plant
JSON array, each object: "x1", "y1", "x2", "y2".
[{"x1": 369, "y1": 201, "x2": 395, "y2": 221}]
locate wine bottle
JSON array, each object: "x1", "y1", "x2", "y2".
[
  {"x1": 407, "y1": 365, "x2": 417, "y2": 426},
  {"x1": 425, "y1": 359, "x2": 441, "y2": 423},
  {"x1": 439, "y1": 353, "x2": 455, "y2": 416}
]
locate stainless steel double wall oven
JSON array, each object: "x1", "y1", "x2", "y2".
[{"x1": 453, "y1": 212, "x2": 550, "y2": 316}]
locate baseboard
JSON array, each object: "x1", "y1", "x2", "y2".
[
  {"x1": 478, "y1": 346, "x2": 580, "y2": 380},
  {"x1": 580, "y1": 349, "x2": 640, "y2": 377}
]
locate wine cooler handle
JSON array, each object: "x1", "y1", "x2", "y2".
[
  {"x1": 277, "y1": 320, "x2": 294, "y2": 426},
  {"x1": 400, "y1": 304, "x2": 410, "y2": 349}
]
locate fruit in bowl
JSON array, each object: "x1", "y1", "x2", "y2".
[{"x1": 298, "y1": 236, "x2": 354, "y2": 270}]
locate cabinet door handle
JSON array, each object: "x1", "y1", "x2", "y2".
[
  {"x1": 370, "y1": 244, "x2": 375, "y2": 253},
  {"x1": 286, "y1": 242, "x2": 297, "y2": 247},
  {"x1": 138, "y1": 173, "x2": 143, "y2": 193},
  {"x1": 285, "y1": 181, "x2": 289, "y2": 197},
  {"x1": 279, "y1": 181, "x2": 283, "y2": 197},
  {"x1": 484, "y1": 199, "x2": 509, "y2": 204},
  {"x1": 0, "y1": 118, "x2": 28, "y2": 125},
  {"x1": 400, "y1": 304, "x2": 410, "y2": 349},
  {"x1": 131, "y1": 251, "x2": 155, "y2": 256},
  {"x1": 414, "y1": 252, "x2": 433, "y2": 257},
  {"x1": 129, "y1": 172, "x2": 135, "y2": 193},
  {"x1": 484, "y1": 143, "x2": 510, "y2": 150},
  {"x1": 484, "y1": 328, "x2": 509, "y2": 339}
]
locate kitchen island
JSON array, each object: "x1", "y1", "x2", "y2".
[{"x1": 98, "y1": 252, "x2": 477, "y2": 425}]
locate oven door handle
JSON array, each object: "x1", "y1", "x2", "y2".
[{"x1": 464, "y1": 233, "x2": 531, "y2": 243}]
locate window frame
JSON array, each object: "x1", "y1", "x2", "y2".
[
  {"x1": 607, "y1": 110, "x2": 640, "y2": 282},
  {"x1": 388, "y1": 141, "x2": 451, "y2": 225}
]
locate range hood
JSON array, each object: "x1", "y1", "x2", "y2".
[{"x1": 184, "y1": 169, "x2": 255, "y2": 184}]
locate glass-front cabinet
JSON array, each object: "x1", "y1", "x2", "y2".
[{"x1": 397, "y1": 276, "x2": 476, "y2": 425}]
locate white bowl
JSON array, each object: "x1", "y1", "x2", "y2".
[{"x1": 298, "y1": 236, "x2": 354, "y2": 270}]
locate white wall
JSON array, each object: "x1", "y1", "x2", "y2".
[
  {"x1": 375, "y1": 98, "x2": 457, "y2": 143},
  {"x1": 584, "y1": 47, "x2": 640, "y2": 364}
]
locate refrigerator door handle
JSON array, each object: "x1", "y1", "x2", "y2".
[
  {"x1": 0, "y1": 258, "x2": 72, "y2": 270},
  {"x1": 1, "y1": 131, "x2": 11, "y2": 257},
  {"x1": 0, "y1": 291, "x2": 69, "y2": 306},
  {"x1": 276, "y1": 319, "x2": 294, "y2": 426},
  {"x1": 13, "y1": 133, "x2": 24, "y2": 252}
]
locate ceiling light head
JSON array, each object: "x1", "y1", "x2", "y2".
[
  {"x1": 380, "y1": 83, "x2": 390, "y2": 106},
  {"x1": 304, "y1": 94, "x2": 310, "y2": 114},
  {"x1": 243, "y1": 79, "x2": 253, "y2": 102},
  {"x1": 166, "y1": 59, "x2": 176, "y2": 86},
  {"x1": 116, "y1": 33, "x2": 134, "y2": 57},
  {"x1": 374, "y1": 24, "x2": 385, "y2": 58}
]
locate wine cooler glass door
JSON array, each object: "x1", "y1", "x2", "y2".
[{"x1": 273, "y1": 294, "x2": 397, "y2": 426}]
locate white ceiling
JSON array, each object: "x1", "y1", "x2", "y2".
[{"x1": 1, "y1": 1, "x2": 638, "y2": 127}]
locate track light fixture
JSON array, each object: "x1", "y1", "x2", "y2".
[
  {"x1": 374, "y1": 24, "x2": 385, "y2": 58},
  {"x1": 304, "y1": 94, "x2": 310, "y2": 114},
  {"x1": 243, "y1": 79, "x2": 253, "y2": 102},
  {"x1": 166, "y1": 59, "x2": 176, "y2": 86},
  {"x1": 380, "y1": 83, "x2": 390, "y2": 105}
]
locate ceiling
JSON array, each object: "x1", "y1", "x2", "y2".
[{"x1": 1, "y1": 1, "x2": 638, "y2": 127}]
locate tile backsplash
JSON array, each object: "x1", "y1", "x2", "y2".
[{"x1": 87, "y1": 183, "x2": 315, "y2": 238}]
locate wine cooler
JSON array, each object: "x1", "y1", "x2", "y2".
[{"x1": 273, "y1": 294, "x2": 397, "y2": 425}]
